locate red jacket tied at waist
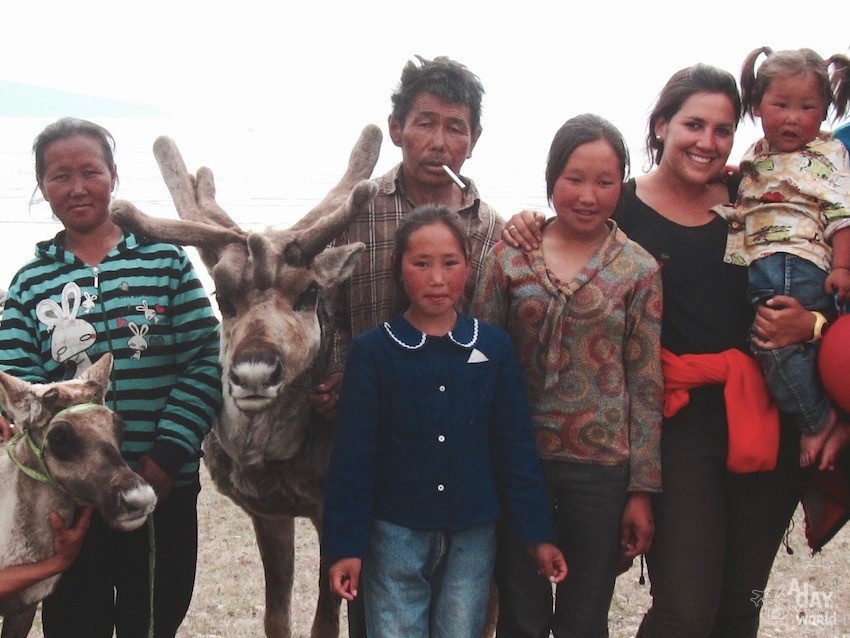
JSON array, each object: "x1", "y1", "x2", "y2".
[{"x1": 662, "y1": 348, "x2": 779, "y2": 473}]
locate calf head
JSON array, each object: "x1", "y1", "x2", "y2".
[{"x1": 0, "y1": 354, "x2": 156, "y2": 531}]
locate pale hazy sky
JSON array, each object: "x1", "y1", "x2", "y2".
[{"x1": 3, "y1": 1, "x2": 849, "y2": 214}]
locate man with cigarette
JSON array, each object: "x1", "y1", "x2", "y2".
[
  {"x1": 312, "y1": 54, "x2": 503, "y2": 638},
  {"x1": 314, "y1": 54, "x2": 503, "y2": 406}
]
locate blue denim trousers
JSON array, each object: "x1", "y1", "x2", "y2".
[
  {"x1": 748, "y1": 253, "x2": 831, "y2": 433},
  {"x1": 363, "y1": 519, "x2": 496, "y2": 638}
]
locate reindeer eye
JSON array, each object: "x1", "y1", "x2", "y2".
[
  {"x1": 215, "y1": 293, "x2": 237, "y2": 318},
  {"x1": 294, "y1": 282, "x2": 319, "y2": 311},
  {"x1": 46, "y1": 423, "x2": 82, "y2": 461}
]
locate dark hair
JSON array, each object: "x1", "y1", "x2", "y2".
[
  {"x1": 391, "y1": 55, "x2": 485, "y2": 132},
  {"x1": 392, "y1": 204, "x2": 471, "y2": 284},
  {"x1": 740, "y1": 46, "x2": 850, "y2": 122},
  {"x1": 545, "y1": 113, "x2": 629, "y2": 203},
  {"x1": 33, "y1": 117, "x2": 117, "y2": 187},
  {"x1": 646, "y1": 64, "x2": 742, "y2": 166}
]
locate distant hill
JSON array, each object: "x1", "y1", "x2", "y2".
[{"x1": 0, "y1": 81, "x2": 166, "y2": 117}]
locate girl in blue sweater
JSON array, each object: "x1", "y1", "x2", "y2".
[{"x1": 322, "y1": 204, "x2": 565, "y2": 638}]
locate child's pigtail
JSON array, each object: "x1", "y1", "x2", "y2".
[
  {"x1": 827, "y1": 54, "x2": 850, "y2": 122},
  {"x1": 740, "y1": 46, "x2": 772, "y2": 121}
]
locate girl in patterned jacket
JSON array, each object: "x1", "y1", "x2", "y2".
[{"x1": 473, "y1": 113, "x2": 663, "y2": 638}]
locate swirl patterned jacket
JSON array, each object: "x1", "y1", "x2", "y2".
[{"x1": 472, "y1": 220, "x2": 663, "y2": 492}]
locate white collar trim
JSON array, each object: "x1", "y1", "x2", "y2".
[{"x1": 383, "y1": 318, "x2": 479, "y2": 350}]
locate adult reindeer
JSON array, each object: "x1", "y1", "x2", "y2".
[
  {"x1": 0, "y1": 354, "x2": 157, "y2": 638},
  {"x1": 111, "y1": 125, "x2": 382, "y2": 638}
]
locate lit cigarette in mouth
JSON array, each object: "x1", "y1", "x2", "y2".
[{"x1": 442, "y1": 164, "x2": 465, "y2": 189}]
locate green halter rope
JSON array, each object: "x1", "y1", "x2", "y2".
[
  {"x1": 4, "y1": 403, "x2": 102, "y2": 498},
  {"x1": 148, "y1": 518, "x2": 156, "y2": 638}
]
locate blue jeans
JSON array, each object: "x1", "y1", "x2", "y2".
[
  {"x1": 495, "y1": 461, "x2": 629, "y2": 638},
  {"x1": 748, "y1": 253, "x2": 831, "y2": 433},
  {"x1": 363, "y1": 519, "x2": 496, "y2": 638}
]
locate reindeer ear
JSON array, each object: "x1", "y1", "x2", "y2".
[
  {"x1": 0, "y1": 370, "x2": 35, "y2": 423},
  {"x1": 81, "y1": 354, "x2": 113, "y2": 399},
  {"x1": 312, "y1": 243, "x2": 365, "y2": 289}
]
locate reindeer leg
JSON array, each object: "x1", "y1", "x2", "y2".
[
  {"x1": 0, "y1": 605, "x2": 37, "y2": 638},
  {"x1": 253, "y1": 514, "x2": 296, "y2": 638},
  {"x1": 309, "y1": 514, "x2": 342, "y2": 638}
]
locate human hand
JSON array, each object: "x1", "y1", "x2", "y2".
[
  {"x1": 50, "y1": 506, "x2": 93, "y2": 571},
  {"x1": 528, "y1": 542, "x2": 567, "y2": 583},
  {"x1": 503, "y1": 210, "x2": 546, "y2": 252},
  {"x1": 308, "y1": 372, "x2": 343, "y2": 420},
  {"x1": 0, "y1": 414, "x2": 14, "y2": 443},
  {"x1": 751, "y1": 295, "x2": 815, "y2": 349},
  {"x1": 136, "y1": 455, "x2": 173, "y2": 501},
  {"x1": 621, "y1": 492, "x2": 654, "y2": 558},
  {"x1": 712, "y1": 164, "x2": 740, "y2": 186},
  {"x1": 825, "y1": 268, "x2": 850, "y2": 304},
  {"x1": 329, "y1": 557, "x2": 361, "y2": 600}
]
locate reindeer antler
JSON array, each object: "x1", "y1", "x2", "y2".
[
  {"x1": 289, "y1": 124, "x2": 382, "y2": 233},
  {"x1": 112, "y1": 137, "x2": 249, "y2": 271},
  {"x1": 153, "y1": 137, "x2": 241, "y2": 231},
  {"x1": 241, "y1": 125, "x2": 381, "y2": 275},
  {"x1": 111, "y1": 200, "x2": 243, "y2": 249},
  {"x1": 112, "y1": 126, "x2": 381, "y2": 292},
  {"x1": 284, "y1": 180, "x2": 377, "y2": 264}
]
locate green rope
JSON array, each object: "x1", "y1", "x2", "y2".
[
  {"x1": 6, "y1": 401, "x2": 156, "y2": 634},
  {"x1": 4, "y1": 403, "x2": 103, "y2": 501},
  {"x1": 5, "y1": 431, "x2": 62, "y2": 490},
  {"x1": 52, "y1": 402, "x2": 102, "y2": 418},
  {"x1": 7, "y1": 401, "x2": 156, "y2": 634},
  {"x1": 148, "y1": 515, "x2": 156, "y2": 638}
]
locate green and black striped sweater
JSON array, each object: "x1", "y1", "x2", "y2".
[{"x1": 0, "y1": 230, "x2": 222, "y2": 486}]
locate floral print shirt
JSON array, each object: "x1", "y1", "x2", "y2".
[
  {"x1": 717, "y1": 134, "x2": 850, "y2": 272},
  {"x1": 472, "y1": 221, "x2": 663, "y2": 492}
]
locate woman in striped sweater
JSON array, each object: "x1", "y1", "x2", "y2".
[{"x1": 0, "y1": 117, "x2": 222, "y2": 638}]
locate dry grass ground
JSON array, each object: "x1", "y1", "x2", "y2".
[{"x1": 12, "y1": 461, "x2": 850, "y2": 638}]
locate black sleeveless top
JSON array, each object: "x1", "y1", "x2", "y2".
[{"x1": 613, "y1": 179, "x2": 752, "y2": 356}]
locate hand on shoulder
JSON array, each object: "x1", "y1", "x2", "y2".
[{"x1": 503, "y1": 210, "x2": 546, "y2": 252}]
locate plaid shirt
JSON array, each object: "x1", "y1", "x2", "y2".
[{"x1": 331, "y1": 163, "x2": 503, "y2": 365}]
